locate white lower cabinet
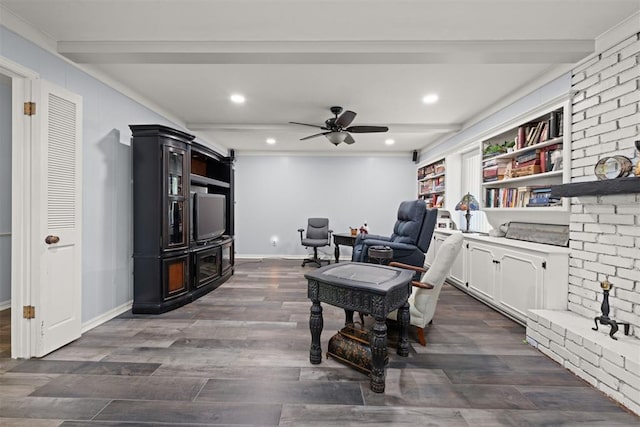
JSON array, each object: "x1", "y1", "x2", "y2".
[{"x1": 430, "y1": 231, "x2": 569, "y2": 325}]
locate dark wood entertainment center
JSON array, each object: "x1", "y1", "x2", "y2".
[{"x1": 130, "y1": 124, "x2": 234, "y2": 314}]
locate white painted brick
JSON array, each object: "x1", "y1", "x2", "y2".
[
  {"x1": 600, "y1": 80, "x2": 639, "y2": 103},
  {"x1": 616, "y1": 205, "x2": 640, "y2": 215},
  {"x1": 602, "y1": 358, "x2": 640, "y2": 389},
  {"x1": 537, "y1": 316, "x2": 551, "y2": 329},
  {"x1": 571, "y1": 155, "x2": 601, "y2": 168},
  {"x1": 550, "y1": 322, "x2": 566, "y2": 337},
  {"x1": 599, "y1": 233, "x2": 636, "y2": 246},
  {"x1": 572, "y1": 110, "x2": 586, "y2": 123},
  {"x1": 569, "y1": 222, "x2": 583, "y2": 232},
  {"x1": 617, "y1": 268, "x2": 640, "y2": 282},
  {"x1": 571, "y1": 135, "x2": 600, "y2": 149},
  {"x1": 570, "y1": 267, "x2": 598, "y2": 281},
  {"x1": 619, "y1": 37, "x2": 640, "y2": 59},
  {"x1": 618, "y1": 289, "x2": 640, "y2": 305},
  {"x1": 573, "y1": 90, "x2": 587, "y2": 103},
  {"x1": 570, "y1": 249, "x2": 597, "y2": 261},
  {"x1": 617, "y1": 246, "x2": 640, "y2": 260},
  {"x1": 571, "y1": 168, "x2": 587, "y2": 178},
  {"x1": 585, "y1": 120, "x2": 618, "y2": 138},
  {"x1": 572, "y1": 115, "x2": 600, "y2": 131},
  {"x1": 582, "y1": 337, "x2": 603, "y2": 356},
  {"x1": 610, "y1": 276, "x2": 635, "y2": 291},
  {"x1": 570, "y1": 204, "x2": 584, "y2": 214},
  {"x1": 546, "y1": 328, "x2": 565, "y2": 346},
  {"x1": 569, "y1": 230, "x2": 598, "y2": 241},
  {"x1": 600, "y1": 55, "x2": 638, "y2": 80},
  {"x1": 600, "y1": 103, "x2": 638, "y2": 124},
  {"x1": 568, "y1": 293, "x2": 582, "y2": 305},
  {"x1": 611, "y1": 298, "x2": 633, "y2": 313},
  {"x1": 600, "y1": 383, "x2": 627, "y2": 405},
  {"x1": 599, "y1": 214, "x2": 636, "y2": 226},
  {"x1": 616, "y1": 310, "x2": 640, "y2": 327},
  {"x1": 618, "y1": 112, "x2": 640, "y2": 129},
  {"x1": 583, "y1": 242, "x2": 617, "y2": 255},
  {"x1": 573, "y1": 73, "x2": 600, "y2": 92},
  {"x1": 568, "y1": 284, "x2": 596, "y2": 300},
  {"x1": 626, "y1": 358, "x2": 640, "y2": 377},
  {"x1": 527, "y1": 329, "x2": 549, "y2": 348},
  {"x1": 583, "y1": 262, "x2": 616, "y2": 276},
  {"x1": 601, "y1": 125, "x2": 639, "y2": 143},
  {"x1": 549, "y1": 341, "x2": 579, "y2": 366},
  {"x1": 538, "y1": 344, "x2": 564, "y2": 365},
  {"x1": 581, "y1": 359, "x2": 620, "y2": 389},
  {"x1": 600, "y1": 254, "x2": 635, "y2": 268},
  {"x1": 584, "y1": 96, "x2": 617, "y2": 116},
  {"x1": 573, "y1": 56, "x2": 600, "y2": 74},
  {"x1": 585, "y1": 54, "x2": 619, "y2": 77},
  {"x1": 574, "y1": 195, "x2": 599, "y2": 204},
  {"x1": 568, "y1": 302, "x2": 596, "y2": 318},
  {"x1": 566, "y1": 329, "x2": 584, "y2": 345},
  {"x1": 620, "y1": 88, "x2": 640, "y2": 107},
  {"x1": 567, "y1": 340, "x2": 600, "y2": 366},
  {"x1": 620, "y1": 383, "x2": 640, "y2": 405},
  {"x1": 619, "y1": 138, "x2": 640, "y2": 153},
  {"x1": 568, "y1": 275, "x2": 583, "y2": 287},
  {"x1": 582, "y1": 298, "x2": 602, "y2": 313},
  {"x1": 582, "y1": 204, "x2": 616, "y2": 214},
  {"x1": 618, "y1": 62, "x2": 640, "y2": 84},
  {"x1": 601, "y1": 347, "x2": 625, "y2": 368},
  {"x1": 565, "y1": 360, "x2": 598, "y2": 387},
  {"x1": 527, "y1": 311, "x2": 538, "y2": 323},
  {"x1": 569, "y1": 258, "x2": 584, "y2": 269},
  {"x1": 620, "y1": 396, "x2": 640, "y2": 417},
  {"x1": 601, "y1": 194, "x2": 637, "y2": 204}
]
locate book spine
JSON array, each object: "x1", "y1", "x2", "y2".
[{"x1": 549, "y1": 112, "x2": 558, "y2": 139}]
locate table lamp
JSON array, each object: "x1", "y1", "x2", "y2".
[{"x1": 455, "y1": 193, "x2": 479, "y2": 233}]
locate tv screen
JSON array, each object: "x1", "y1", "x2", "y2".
[{"x1": 193, "y1": 193, "x2": 226, "y2": 242}]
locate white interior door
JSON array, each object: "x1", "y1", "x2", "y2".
[{"x1": 31, "y1": 79, "x2": 83, "y2": 357}]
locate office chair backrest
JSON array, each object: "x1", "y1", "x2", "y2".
[{"x1": 306, "y1": 218, "x2": 329, "y2": 239}]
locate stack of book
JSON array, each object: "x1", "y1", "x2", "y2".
[
  {"x1": 526, "y1": 187, "x2": 561, "y2": 207},
  {"x1": 483, "y1": 158, "x2": 512, "y2": 182},
  {"x1": 538, "y1": 144, "x2": 563, "y2": 172},
  {"x1": 512, "y1": 150, "x2": 541, "y2": 177}
]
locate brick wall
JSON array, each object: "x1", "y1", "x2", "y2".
[{"x1": 568, "y1": 31, "x2": 640, "y2": 338}]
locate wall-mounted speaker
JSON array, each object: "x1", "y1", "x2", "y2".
[
  {"x1": 412, "y1": 150, "x2": 419, "y2": 163},
  {"x1": 229, "y1": 149, "x2": 236, "y2": 161}
]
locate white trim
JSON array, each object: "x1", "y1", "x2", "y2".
[
  {"x1": 81, "y1": 300, "x2": 133, "y2": 334},
  {"x1": 0, "y1": 300, "x2": 10, "y2": 311},
  {"x1": 237, "y1": 150, "x2": 408, "y2": 157},
  {"x1": 595, "y1": 11, "x2": 640, "y2": 54},
  {"x1": 2, "y1": 55, "x2": 37, "y2": 359},
  {"x1": 0, "y1": 5, "x2": 57, "y2": 52}
]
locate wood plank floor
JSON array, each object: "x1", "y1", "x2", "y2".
[{"x1": 0, "y1": 259, "x2": 638, "y2": 426}]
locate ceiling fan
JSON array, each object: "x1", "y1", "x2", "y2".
[{"x1": 290, "y1": 106, "x2": 389, "y2": 146}]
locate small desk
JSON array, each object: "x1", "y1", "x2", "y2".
[
  {"x1": 332, "y1": 232, "x2": 357, "y2": 263},
  {"x1": 305, "y1": 262, "x2": 413, "y2": 393}
]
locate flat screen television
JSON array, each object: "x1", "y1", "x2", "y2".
[{"x1": 192, "y1": 193, "x2": 226, "y2": 242}]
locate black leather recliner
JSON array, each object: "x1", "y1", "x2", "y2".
[{"x1": 351, "y1": 200, "x2": 437, "y2": 272}]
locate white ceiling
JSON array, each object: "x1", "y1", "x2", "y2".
[{"x1": 1, "y1": 0, "x2": 638, "y2": 154}]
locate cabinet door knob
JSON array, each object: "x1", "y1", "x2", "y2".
[{"x1": 45, "y1": 235, "x2": 60, "y2": 244}]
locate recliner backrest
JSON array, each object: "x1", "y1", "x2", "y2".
[
  {"x1": 416, "y1": 208, "x2": 438, "y2": 252},
  {"x1": 306, "y1": 218, "x2": 329, "y2": 239},
  {"x1": 390, "y1": 200, "x2": 427, "y2": 245}
]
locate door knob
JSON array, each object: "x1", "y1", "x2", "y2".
[{"x1": 45, "y1": 235, "x2": 60, "y2": 244}]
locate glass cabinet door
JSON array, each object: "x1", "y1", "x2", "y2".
[{"x1": 163, "y1": 145, "x2": 189, "y2": 249}]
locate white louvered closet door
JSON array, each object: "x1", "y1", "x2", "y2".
[{"x1": 32, "y1": 80, "x2": 83, "y2": 357}]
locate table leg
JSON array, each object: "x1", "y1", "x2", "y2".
[
  {"x1": 309, "y1": 301, "x2": 323, "y2": 364},
  {"x1": 334, "y1": 244, "x2": 340, "y2": 263},
  {"x1": 370, "y1": 316, "x2": 388, "y2": 393},
  {"x1": 344, "y1": 309, "x2": 354, "y2": 326},
  {"x1": 397, "y1": 302, "x2": 410, "y2": 357}
]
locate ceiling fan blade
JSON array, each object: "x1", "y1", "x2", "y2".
[
  {"x1": 343, "y1": 133, "x2": 356, "y2": 145},
  {"x1": 289, "y1": 121, "x2": 328, "y2": 130},
  {"x1": 346, "y1": 125, "x2": 389, "y2": 133},
  {"x1": 300, "y1": 132, "x2": 329, "y2": 141},
  {"x1": 335, "y1": 110, "x2": 356, "y2": 128}
]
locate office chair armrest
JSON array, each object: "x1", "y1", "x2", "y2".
[
  {"x1": 412, "y1": 281, "x2": 434, "y2": 290},
  {"x1": 298, "y1": 228, "x2": 304, "y2": 241},
  {"x1": 389, "y1": 261, "x2": 427, "y2": 274},
  {"x1": 327, "y1": 229, "x2": 333, "y2": 243}
]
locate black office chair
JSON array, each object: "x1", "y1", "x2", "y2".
[{"x1": 298, "y1": 218, "x2": 333, "y2": 267}]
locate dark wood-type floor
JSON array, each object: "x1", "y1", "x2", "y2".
[{"x1": 0, "y1": 259, "x2": 638, "y2": 426}]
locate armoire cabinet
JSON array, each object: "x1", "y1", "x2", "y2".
[{"x1": 131, "y1": 124, "x2": 234, "y2": 314}]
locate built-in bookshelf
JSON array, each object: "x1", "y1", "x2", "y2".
[
  {"x1": 481, "y1": 107, "x2": 568, "y2": 210},
  {"x1": 417, "y1": 158, "x2": 445, "y2": 208}
]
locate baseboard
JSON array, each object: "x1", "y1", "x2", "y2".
[
  {"x1": 0, "y1": 299, "x2": 10, "y2": 311},
  {"x1": 81, "y1": 300, "x2": 132, "y2": 334}
]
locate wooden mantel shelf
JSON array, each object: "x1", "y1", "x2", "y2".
[{"x1": 551, "y1": 177, "x2": 640, "y2": 197}]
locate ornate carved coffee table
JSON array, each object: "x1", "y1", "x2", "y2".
[{"x1": 305, "y1": 262, "x2": 413, "y2": 393}]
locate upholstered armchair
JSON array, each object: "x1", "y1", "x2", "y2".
[
  {"x1": 351, "y1": 199, "x2": 437, "y2": 272},
  {"x1": 388, "y1": 232, "x2": 464, "y2": 346},
  {"x1": 298, "y1": 218, "x2": 333, "y2": 267}
]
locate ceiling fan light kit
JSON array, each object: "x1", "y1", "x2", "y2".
[{"x1": 290, "y1": 106, "x2": 389, "y2": 146}]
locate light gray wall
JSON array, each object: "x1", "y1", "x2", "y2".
[
  {"x1": 235, "y1": 155, "x2": 416, "y2": 259},
  {"x1": 0, "y1": 75, "x2": 11, "y2": 306},
  {"x1": 0, "y1": 26, "x2": 197, "y2": 322}
]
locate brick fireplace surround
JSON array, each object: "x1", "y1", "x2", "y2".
[{"x1": 526, "y1": 26, "x2": 640, "y2": 415}]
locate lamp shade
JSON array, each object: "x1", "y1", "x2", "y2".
[
  {"x1": 455, "y1": 193, "x2": 480, "y2": 211},
  {"x1": 326, "y1": 131, "x2": 347, "y2": 146}
]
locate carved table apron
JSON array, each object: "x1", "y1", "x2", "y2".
[{"x1": 305, "y1": 262, "x2": 413, "y2": 393}]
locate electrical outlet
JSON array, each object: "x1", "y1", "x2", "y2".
[{"x1": 270, "y1": 236, "x2": 278, "y2": 247}]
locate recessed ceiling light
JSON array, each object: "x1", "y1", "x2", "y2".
[
  {"x1": 266, "y1": 138, "x2": 276, "y2": 145},
  {"x1": 422, "y1": 94, "x2": 439, "y2": 104},
  {"x1": 230, "y1": 94, "x2": 245, "y2": 104},
  {"x1": 385, "y1": 139, "x2": 395, "y2": 145}
]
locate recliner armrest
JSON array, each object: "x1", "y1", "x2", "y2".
[{"x1": 389, "y1": 261, "x2": 427, "y2": 273}]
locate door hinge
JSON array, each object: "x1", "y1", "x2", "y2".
[
  {"x1": 23, "y1": 102, "x2": 36, "y2": 116},
  {"x1": 23, "y1": 305, "x2": 35, "y2": 319}
]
